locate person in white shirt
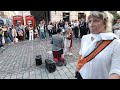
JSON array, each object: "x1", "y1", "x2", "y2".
[
  {"x1": 64, "y1": 27, "x2": 73, "y2": 56},
  {"x1": 12, "y1": 25, "x2": 17, "y2": 43},
  {"x1": 113, "y1": 19, "x2": 120, "y2": 39},
  {"x1": 47, "y1": 21, "x2": 53, "y2": 37},
  {"x1": 76, "y1": 11, "x2": 120, "y2": 79},
  {"x1": 28, "y1": 24, "x2": 34, "y2": 41}
]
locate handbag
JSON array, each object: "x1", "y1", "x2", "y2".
[{"x1": 75, "y1": 39, "x2": 114, "y2": 79}]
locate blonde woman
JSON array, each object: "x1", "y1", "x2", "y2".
[
  {"x1": 12, "y1": 25, "x2": 17, "y2": 43},
  {"x1": 64, "y1": 27, "x2": 73, "y2": 56},
  {"x1": 76, "y1": 11, "x2": 120, "y2": 79}
]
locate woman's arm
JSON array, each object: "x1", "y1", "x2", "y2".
[
  {"x1": 109, "y1": 40, "x2": 120, "y2": 79},
  {"x1": 76, "y1": 55, "x2": 82, "y2": 71}
]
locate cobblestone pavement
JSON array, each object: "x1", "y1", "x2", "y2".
[{"x1": 0, "y1": 36, "x2": 81, "y2": 79}]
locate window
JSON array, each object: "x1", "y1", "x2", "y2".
[
  {"x1": 27, "y1": 20, "x2": 32, "y2": 25},
  {"x1": 63, "y1": 13, "x2": 70, "y2": 22},
  {"x1": 78, "y1": 13, "x2": 86, "y2": 20}
]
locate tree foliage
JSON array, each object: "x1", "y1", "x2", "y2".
[{"x1": 109, "y1": 11, "x2": 120, "y2": 25}]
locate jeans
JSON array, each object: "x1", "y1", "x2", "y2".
[
  {"x1": 4, "y1": 36, "x2": 11, "y2": 44},
  {"x1": 29, "y1": 31, "x2": 34, "y2": 40},
  {"x1": 39, "y1": 32, "x2": 45, "y2": 39},
  {"x1": 8, "y1": 32, "x2": 13, "y2": 42},
  {"x1": 74, "y1": 27, "x2": 79, "y2": 38},
  {"x1": 48, "y1": 30, "x2": 52, "y2": 37}
]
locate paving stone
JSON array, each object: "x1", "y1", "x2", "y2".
[
  {"x1": 36, "y1": 74, "x2": 42, "y2": 79},
  {"x1": 29, "y1": 74, "x2": 36, "y2": 79},
  {"x1": 0, "y1": 37, "x2": 81, "y2": 79},
  {"x1": 58, "y1": 70, "x2": 65, "y2": 75},
  {"x1": 54, "y1": 75, "x2": 62, "y2": 79},
  {"x1": 61, "y1": 74, "x2": 68, "y2": 79},
  {"x1": 65, "y1": 72, "x2": 74, "y2": 78}
]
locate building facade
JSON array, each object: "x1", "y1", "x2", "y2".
[
  {"x1": 0, "y1": 11, "x2": 16, "y2": 25},
  {"x1": 50, "y1": 11, "x2": 90, "y2": 22}
]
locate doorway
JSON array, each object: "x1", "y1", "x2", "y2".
[
  {"x1": 78, "y1": 13, "x2": 86, "y2": 20},
  {"x1": 63, "y1": 13, "x2": 70, "y2": 22}
]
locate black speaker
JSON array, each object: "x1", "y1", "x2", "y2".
[
  {"x1": 35, "y1": 55, "x2": 42, "y2": 66},
  {"x1": 45, "y1": 59, "x2": 56, "y2": 73}
]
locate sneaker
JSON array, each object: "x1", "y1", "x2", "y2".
[
  {"x1": 8, "y1": 43, "x2": 11, "y2": 45},
  {"x1": 11, "y1": 42, "x2": 14, "y2": 44},
  {"x1": 0, "y1": 44, "x2": 4, "y2": 47},
  {"x1": 66, "y1": 53, "x2": 69, "y2": 55},
  {"x1": 69, "y1": 53, "x2": 73, "y2": 56},
  {"x1": 56, "y1": 61, "x2": 63, "y2": 67},
  {"x1": 0, "y1": 47, "x2": 5, "y2": 49},
  {"x1": 63, "y1": 59, "x2": 67, "y2": 66}
]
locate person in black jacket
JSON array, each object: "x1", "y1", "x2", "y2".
[
  {"x1": 0, "y1": 27, "x2": 4, "y2": 47},
  {"x1": 79, "y1": 18, "x2": 88, "y2": 38}
]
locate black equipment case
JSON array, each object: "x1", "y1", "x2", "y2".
[
  {"x1": 45, "y1": 59, "x2": 56, "y2": 73},
  {"x1": 35, "y1": 55, "x2": 42, "y2": 66}
]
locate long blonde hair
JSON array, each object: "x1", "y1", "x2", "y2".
[{"x1": 65, "y1": 27, "x2": 73, "y2": 35}]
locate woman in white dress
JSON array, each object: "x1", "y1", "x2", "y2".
[
  {"x1": 64, "y1": 27, "x2": 73, "y2": 56},
  {"x1": 113, "y1": 19, "x2": 120, "y2": 39}
]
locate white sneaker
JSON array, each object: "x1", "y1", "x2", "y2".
[
  {"x1": 8, "y1": 43, "x2": 11, "y2": 45},
  {"x1": 69, "y1": 53, "x2": 73, "y2": 56},
  {"x1": 11, "y1": 42, "x2": 14, "y2": 44},
  {"x1": 66, "y1": 53, "x2": 70, "y2": 55},
  {"x1": 1, "y1": 47, "x2": 5, "y2": 49}
]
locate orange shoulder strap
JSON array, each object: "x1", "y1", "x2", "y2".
[{"x1": 76, "y1": 40, "x2": 114, "y2": 71}]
